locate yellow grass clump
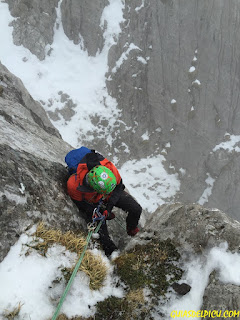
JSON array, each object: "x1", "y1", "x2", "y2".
[
  {"x1": 4, "y1": 302, "x2": 23, "y2": 319},
  {"x1": 127, "y1": 288, "x2": 145, "y2": 307},
  {"x1": 33, "y1": 222, "x2": 108, "y2": 290}
]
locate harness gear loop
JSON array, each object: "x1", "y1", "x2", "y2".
[{"x1": 92, "y1": 197, "x2": 106, "y2": 223}]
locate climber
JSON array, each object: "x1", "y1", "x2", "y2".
[{"x1": 66, "y1": 149, "x2": 142, "y2": 257}]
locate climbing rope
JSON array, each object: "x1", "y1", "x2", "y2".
[
  {"x1": 51, "y1": 219, "x2": 103, "y2": 320},
  {"x1": 51, "y1": 197, "x2": 125, "y2": 320},
  {"x1": 114, "y1": 216, "x2": 126, "y2": 230}
]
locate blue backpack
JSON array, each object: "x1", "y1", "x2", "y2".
[{"x1": 65, "y1": 146, "x2": 92, "y2": 174}]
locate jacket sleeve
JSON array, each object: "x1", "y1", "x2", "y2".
[{"x1": 105, "y1": 179, "x2": 125, "y2": 212}]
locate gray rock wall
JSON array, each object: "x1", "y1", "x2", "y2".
[
  {"x1": 4, "y1": 0, "x2": 240, "y2": 220},
  {"x1": 0, "y1": 63, "x2": 83, "y2": 262},
  {"x1": 106, "y1": 0, "x2": 240, "y2": 220},
  {"x1": 6, "y1": 0, "x2": 59, "y2": 60},
  {"x1": 60, "y1": 0, "x2": 109, "y2": 56},
  {"x1": 6, "y1": 0, "x2": 108, "y2": 59}
]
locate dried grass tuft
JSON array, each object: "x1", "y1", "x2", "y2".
[
  {"x1": 35, "y1": 222, "x2": 87, "y2": 255},
  {"x1": 33, "y1": 222, "x2": 108, "y2": 290},
  {"x1": 4, "y1": 302, "x2": 23, "y2": 319},
  {"x1": 127, "y1": 289, "x2": 145, "y2": 307}
]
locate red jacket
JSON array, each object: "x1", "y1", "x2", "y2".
[{"x1": 67, "y1": 153, "x2": 123, "y2": 205}]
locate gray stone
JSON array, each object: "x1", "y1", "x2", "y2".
[
  {"x1": 6, "y1": 0, "x2": 59, "y2": 60},
  {"x1": 60, "y1": 0, "x2": 109, "y2": 56},
  {"x1": 202, "y1": 271, "x2": 240, "y2": 313},
  {"x1": 106, "y1": 0, "x2": 240, "y2": 221},
  {"x1": 0, "y1": 63, "x2": 84, "y2": 262},
  {"x1": 0, "y1": 62, "x2": 60, "y2": 138},
  {"x1": 0, "y1": 144, "x2": 82, "y2": 263},
  {"x1": 141, "y1": 203, "x2": 240, "y2": 254}
]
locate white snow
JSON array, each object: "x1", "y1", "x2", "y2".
[
  {"x1": 135, "y1": 0, "x2": 145, "y2": 12},
  {"x1": 120, "y1": 154, "x2": 180, "y2": 214},
  {"x1": 1, "y1": 232, "x2": 240, "y2": 320},
  {"x1": 137, "y1": 56, "x2": 148, "y2": 64},
  {"x1": 0, "y1": 230, "x2": 123, "y2": 320},
  {"x1": 213, "y1": 134, "x2": 240, "y2": 153},
  {"x1": 179, "y1": 168, "x2": 186, "y2": 175},
  {"x1": 198, "y1": 173, "x2": 215, "y2": 205},
  {"x1": 141, "y1": 131, "x2": 150, "y2": 141},
  {"x1": 0, "y1": 0, "x2": 125, "y2": 148},
  {"x1": 0, "y1": 190, "x2": 27, "y2": 205},
  {"x1": 189, "y1": 66, "x2": 196, "y2": 73},
  {"x1": 192, "y1": 79, "x2": 201, "y2": 86},
  {"x1": 112, "y1": 43, "x2": 142, "y2": 73},
  {"x1": 19, "y1": 183, "x2": 26, "y2": 194},
  {"x1": 161, "y1": 242, "x2": 240, "y2": 320}
]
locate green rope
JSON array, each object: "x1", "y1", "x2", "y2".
[
  {"x1": 51, "y1": 220, "x2": 103, "y2": 320},
  {"x1": 114, "y1": 216, "x2": 126, "y2": 230}
]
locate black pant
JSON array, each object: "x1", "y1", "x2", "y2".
[{"x1": 73, "y1": 191, "x2": 142, "y2": 256}]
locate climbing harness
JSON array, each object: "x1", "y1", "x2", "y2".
[
  {"x1": 51, "y1": 206, "x2": 103, "y2": 320},
  {"x1": 91, "y1": 197, "x2": 106, "y2": 223}
]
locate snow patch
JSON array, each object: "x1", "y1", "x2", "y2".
[
  {"x1": 0, "y1": 190, "x2": 27, "y2": 205},
  {"x1": 198, "y1": 173, "x2": 215, "y2": 205},
  {"x1": 112, "y1": 43, "x2": 142, "y2": 73},
  {"x1": 213, "y1": 134, "x2": 240, "y2": 153},
  {"x1": 161, "y1": 242, "x2": 240, "y2": 319},
  {"x1": 141, "y1": 131, "x2": 150, "y2": 141},
  {"x1": 192, "y1": 79, "x2": 201, "y2": 86},
  {"x1": 135, "y1": 0, "x2": 145, "y2": 12},
  {"x1": 0, "y1": 230, "x2": 123, "y2": 320},
  {"x1": 137, "y1": 56, "x2": 148, "y2": 64},
  {"x1": 120, "y1": 155, "x2": 181, "y2": 214},
  {"x1": 189, "y1": 66, "x2": 196, "y2": 73}
]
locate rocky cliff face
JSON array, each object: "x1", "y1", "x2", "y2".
[
  {"x1": 97, "y1": 203, "x2": 240, "y2": 319},
  {"x1": 0, "y1": 62, "x2": 83, "y2": 262},
  {"x1": 6, "y1": 0, "x2": 108, "y2": 60},
  {"x1": 132, "y1": 203, "x2": 240, "y2": 317},
  {"x1": 5, "y1": 0, "x2": 240, "y2": 221},
  {"x1": 106, "y1": 0, "x2": 240, "y2": 221},
  {"x1": 1, "y1": 1, "x2": 240, "y2": 317}
]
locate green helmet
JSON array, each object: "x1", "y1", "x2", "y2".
[{"x1": 87, "y1": 165, "x2": 117, "y2": 194}]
